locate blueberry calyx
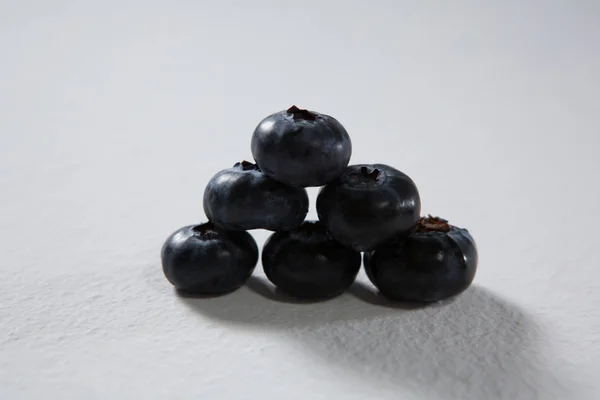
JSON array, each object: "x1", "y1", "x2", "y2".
[
  {"x1": 415, "y1": 215, "x2": 451, "y2": 233},
  {"x1": 286, "y1": 105, "x2": 317, "y2": 121},
  {"x1": 343, "y1": 166, "x2": 385, "y2": 187},
  {"x1": 191, "y1": 222, "x2": 219, "y2": 239},
  {"x1": 290, "y1": 220, "x2": 332, "y2": 242},
  {"x1": 233, "y1": 160, "x2": 260, "y2": 171}
]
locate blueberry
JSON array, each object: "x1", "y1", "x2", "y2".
[
  {"x1": 316, "y1": 164, "x2": 421, "y2": 252},
  {"x1": 251, "y1": 105, "x2": 352, "y2": 187},
  {"x1": 161, "y1": 222, "x2": 258, "y2": 295},
  {"x1": 262, "y1": 221, "x2": 361, "y2": 300},
  {"x1": 363, "y1": 216, "x2": 478, "y2": 302},
  {"x1": 203, "y1": 161, "x2": 309, "y2": 231}
]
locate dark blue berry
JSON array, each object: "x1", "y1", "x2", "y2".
[
  {"x1": 363, "y1": 216, "x2": 478, "y2": 302},
  {"x1": 161, "y1": 223, "x2": 258, "y2": 295},
  {"x1": 316, "y1": 164, "x2": 421, "y2": 252},
  {"x1": 251, "y1": 106, "x2": 352, "y2": 187},
  {"x1": 262, "y1": 221, "x2": 361, "y2": 300},
  {"x1": 203, "y1": 161, "x2": 308, "y2": 231}
]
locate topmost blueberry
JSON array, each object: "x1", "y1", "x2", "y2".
[{"x1": 251, "y1": 106, "x2": 352, "y2": 187}]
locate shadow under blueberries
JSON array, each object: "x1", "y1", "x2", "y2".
[{"x1": 178, "y1": 275, "x2": 563, "y2": 399}]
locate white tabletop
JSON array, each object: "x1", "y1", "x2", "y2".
[{"x1": 1, "y1": 1, "x2": 599, "y2": 399}]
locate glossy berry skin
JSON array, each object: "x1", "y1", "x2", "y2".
[
  {"x1": 316, "y1": 164, "x2": 421, "y2": 252},
  {"x1": 363, "y1": 221, "x2": 478, "y2": 303},
  {"x1": 161, "y1": 223, "x2": 258, "y2": 295},
  {"x1": 251, "y1": 106, "x2": 352, "y2": 187},
  {"x1": 203, "y1": 161, "x2": 308, "y2": 231},
  {"x1": 262, "y1": 221, "x2": 361, "y2": 300}
]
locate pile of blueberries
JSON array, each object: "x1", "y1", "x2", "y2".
[{"x1": 161, "y1": 106, "x2": 478, "y2": 302}]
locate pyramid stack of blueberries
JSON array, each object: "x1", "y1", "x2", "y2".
[{"x1": 161, "y1": 106, "x2": 478, "y2": 303}]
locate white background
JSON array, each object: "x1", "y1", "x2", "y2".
[{"x1": 1, "y1": 1, "x2": 599, "y2": 399}]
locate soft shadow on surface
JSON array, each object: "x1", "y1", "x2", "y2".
[
  {"x1": 179, "y1": 275, "x2": 559, "y2": 399},
  {"x1": 244, "y1": 276, "x2": 351, "y2": 305}
]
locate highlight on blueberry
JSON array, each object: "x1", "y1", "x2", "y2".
[
  {"x1": 262, "y1": 220, "x2": 362, "y2": 300},
  {"x1": 363, "y1": 215, "x2": 478, "y2": 303},
  {"x1": 251, "y1": 105, "x2": 352, "y2": 187},
  {"x1": 203, "y1": 161, "x2": 309, "y2": 232},
  {"x1": 161, "y1": 222, "x2": 258, "y2": 295},
  {"x1": 316, "y1": 164, "x2": 421, "y2": 252}
]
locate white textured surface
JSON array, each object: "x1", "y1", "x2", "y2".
[{"x1": 1, "y1": 1, "x2": 599, "y2": 399}]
